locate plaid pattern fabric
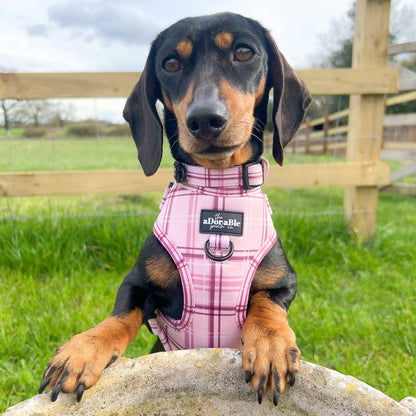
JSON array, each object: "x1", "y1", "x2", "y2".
[{"x1": 148, "y1": 159, "x2": 277, "y2": 350}]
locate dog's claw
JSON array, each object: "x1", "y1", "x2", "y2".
[
  {"x1": 51, "y1": 382, "x2": 62, "y2": 402},
  {"x1": 273, "y1": 369, "x2": 280, "y2": 406},
  {"x1": 257, "y1": 375, "x2": 266, "y2": 404},
  {"x1": 289, "y1": 370, "x2": 297, "y2": 386},
  {"x1": 44, "y1": 365, "x2": 57, "y2": 379},
  {"x1": 245, "y1": 371, "x2": 251, "y2": 383},
  {"x1": 38, "y1": 377, "x2": 50, "y2": 394},
  {"x1": 76, "y1": 382, "x2": 86, "y2": 402},
  {"x1": 273, "y1": 389, "x2": 279, "y2": 406},
  {"x1": 105, "y1": 354, "x2": 119, "y2": 369}
]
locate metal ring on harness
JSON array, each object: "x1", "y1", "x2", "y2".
[{"x1": 204, "y1": 240, "x2": 234, "y2": 262}]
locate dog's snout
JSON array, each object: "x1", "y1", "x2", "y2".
[{"x1": 186, "y1": 101, "x2": 228, "y2": 140}]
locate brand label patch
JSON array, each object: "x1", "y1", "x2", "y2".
[{"x1": 200, "y1": 210, "x2": 244, "y2": 236}]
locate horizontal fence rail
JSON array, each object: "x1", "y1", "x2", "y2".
[
  {"x1": 0, "y1": 68, "x2": 405, "y2": 198},
  {"x1": 0, "y1": 68, "x2": 399, "y2": 99},
  {"x1": 0, "y1": 163, "x2": 391, "y2": 198},
  {"x1": 293, "y1": 90, "x2": 416, "y2": 154},
  {"x1": 299, "y1": 91, "x2": 416, "y2": 134},
  {"x1": 0, "y1": 0, "x2": 399, "y2": 239}
]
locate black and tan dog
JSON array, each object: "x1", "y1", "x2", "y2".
[{"x1": 39, "y1": 12, "x2": 311, "y2": 406}]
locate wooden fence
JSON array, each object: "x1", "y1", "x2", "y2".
[
  {"x1": 293, "y1": 91, "x2": 416, "y2": 154},
  {"x1": 0, "y1": 0, "x2": 399, "y2": 239}
]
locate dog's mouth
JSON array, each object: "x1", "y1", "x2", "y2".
[
  {"x1": 191, "y1": 140, "x2": 254, "y2": 169},
  {"x1": 199, "y1": 144, "x2": 241, "y2": 156}
]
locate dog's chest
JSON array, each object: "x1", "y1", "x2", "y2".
[{"x1": 149, "y1": 162, "x2": 277, "y2": 350}]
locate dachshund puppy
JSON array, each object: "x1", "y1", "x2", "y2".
[{"x1": 39, "y1": 12, "x2": 311, "y2": 406}]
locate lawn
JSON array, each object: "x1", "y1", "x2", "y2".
[
  {"x1": 0, "y1": 137, "x2": 415, "y2": 412},
  {"x1": 0, "y1": 136, "x2": 345, "y2": 172},
  {"x1": 0, "y1": 137, "x2": 141, "y2": 172}
]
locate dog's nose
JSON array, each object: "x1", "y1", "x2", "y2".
[{"x1": 186, "y1": 101, "x2": 228, "y2": 140}]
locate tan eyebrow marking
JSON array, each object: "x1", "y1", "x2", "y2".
[
  {"x1": 176, "y1": 40, "x2": 193, "y2": 59},
  {"x1": 161, "y1": 91, "x2": 174, "y2": 112},
  {"x1": 215, "y1": 31, "x2": 233, "y2": 49}
]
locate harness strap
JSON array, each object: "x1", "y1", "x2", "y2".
[{"x1": 174, "y1": 158, "x2": 268, "y2": 189}]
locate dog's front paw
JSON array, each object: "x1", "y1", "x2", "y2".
[
  {"x1": 241, "y1": 292, "x2": 300, "y2": 406},
  {"x1": 39, "y1": 330, "x2": 120, "y2": 402},
  {"x1": 39, "y1": 324, "x2": 124, "y2": 402}
]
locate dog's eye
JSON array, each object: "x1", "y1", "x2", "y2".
[
  {"x1": 234, "y1": 45, "x2": 254, "y2": 62},
  {"x1": 163, "y1": 57, "x2": 181, "y2": 72}
]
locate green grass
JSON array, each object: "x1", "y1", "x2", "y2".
[
  {"x1": 1, "y1": 189, "x2": 415, "y2": 412},
  {"x1": 0, "y1": 138, "x2": 415, "y2": 411},
  {"x1": 0, "y1": 137, "x2": 149, "y2": 172},
  {"x1": 0, "y1": 128, "x2": 25, "y2": 137},
  {"x1": 0, "y1": 136, "x2": 344, "y2": 172}
]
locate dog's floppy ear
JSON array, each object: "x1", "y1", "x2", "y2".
[
  {"x1": 264, "y1": 31, "x2": 312, "y2": 166},
  {"x1": 123, "y1": 48, "x2": 163, "y2": 176}
]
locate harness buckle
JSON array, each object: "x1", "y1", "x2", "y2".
[
  {"x1": 242, "y1": 160, "x2": 264, "y2": 189},
  {"x1": 174, "y1": 162, "x2": 187, "y2": 183}
]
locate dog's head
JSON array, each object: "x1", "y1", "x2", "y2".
[{"x1": 124, "y1": 12, "x2": 311, "y2": 176}]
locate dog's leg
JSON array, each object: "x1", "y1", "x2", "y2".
[
  {"x1": 39, "y1": 233, "x2": 176, "y2": 402},
  {"x1": 241, "y1": 238, "x2": 300, "y2": 405},
  {"x1": 39, "y1": 309, "x2": 142, "y2": 402}
]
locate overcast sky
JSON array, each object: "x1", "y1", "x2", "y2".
[
  {"x1": 1, "y1": 0, "x2": 357, "y2": 72},
  {"x1": 1, "y1": 0, "x2": 414, "y2": 122}
]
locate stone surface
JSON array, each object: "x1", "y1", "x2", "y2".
[
  {"x1": 401, "y1": 397, "x2": 416, "y2": 414},
  {"x1": 3, "y1": 349, "x2": 415, "y2": 416}
]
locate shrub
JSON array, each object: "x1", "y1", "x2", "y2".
[
  {"x1": 66, "y1": 122, "x2": 104, "y2": 137},
  {"x1": 106, "y1": 123, "x2": 131, "y2": 137},
  {"x1": 22, "y1": 127, "x2": 49, "y2": 138}
]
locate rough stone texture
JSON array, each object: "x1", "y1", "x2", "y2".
[
  {"x1": 401, "y1": 397, "x2": 416, "y2": 414},
  {"x1": 3, "y1": 349, "x2": 415, "y2": 416}
]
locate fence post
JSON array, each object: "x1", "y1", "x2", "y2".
[
  {"x1": 323, "y1": 112, "x2": 329, "y2": 154},
  {"x1": 344, "y1": 0, "x2": 391, "y2": 240},
  {"x1": 305, "y1": 117, "x2": 311, "y2": 154},
  {"x1": 292, "y1": 132, "x2": 297, "y2": 155}
]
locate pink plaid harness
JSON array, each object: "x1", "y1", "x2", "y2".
[{"x1": 148, "y1": 159, "x2": 277, "y2": 350}]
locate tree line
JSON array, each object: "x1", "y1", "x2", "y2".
[
  {"x1": 1, "y1": 99, "x2": 74, "y2": 135},
  {"x1": 308, "y1": 1, "x2": 416, "y2": 118},
  {"x1": 2, "y1": 2, "x2": 415, "y2": 136}
]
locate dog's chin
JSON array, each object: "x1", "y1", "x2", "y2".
[
  {"x1": 199, "y1": 144, "x2": 242, "y2": 157},
  {"x1": 190, "y1": 142, "x2": 255, "y2": 169},
  {"x1": 178, "y1": 131, "x2": 254, "y2": 168}
]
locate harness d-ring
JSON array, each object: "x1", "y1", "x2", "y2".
[{"x1": 204, "y1": 240, "x2": 234, "y2": 262}]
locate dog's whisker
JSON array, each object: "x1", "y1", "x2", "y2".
[
  {"x1": 251, "y1": 133, "x2": 264, "y2": 144},
  {"x1": 170, "y1": 137, "x2": 180, "y2": 149}
]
